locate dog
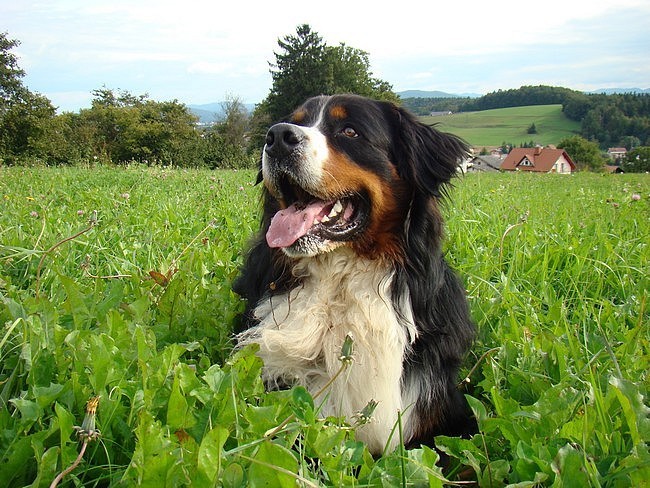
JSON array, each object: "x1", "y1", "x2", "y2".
[{"x1": 234, "y1": 94, "x2": 476, "y2": 455}]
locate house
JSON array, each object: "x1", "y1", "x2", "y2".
[
  {"x1": 607, "y1": 147, "x2": 627, "y2": 161},
  {"x1": 460, "y1": 155, "x2": 502, "y2": 173},
  {"x1": 500, "y1": 146, "x2": 576, "y2": 174}
]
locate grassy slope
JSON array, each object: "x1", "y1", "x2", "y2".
[
  {"x1": 421, "y1": 104, "x2": 582, "y2": 147},
  {"x1": 0, "y1": 167, "x2": 648, "y2": 486}
]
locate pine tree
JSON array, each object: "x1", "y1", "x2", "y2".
[
  {"x1": 265, "y1": 25, "x2": 328, "y2": 121},
  {"x1": 260, "y1": 24, "x2": 397, "y2": 122}
]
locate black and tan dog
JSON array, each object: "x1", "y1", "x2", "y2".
[{"x1": 235, "y1": 94, "x2": 476, "y2": 455}]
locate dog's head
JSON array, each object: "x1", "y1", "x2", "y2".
[{"x1": 260, "y1": 94, "x2": 468, "y2": 259}]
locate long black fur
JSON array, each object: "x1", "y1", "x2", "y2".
[{"x1": 233, "y1": 95, "x2": 477, "y2": 448}]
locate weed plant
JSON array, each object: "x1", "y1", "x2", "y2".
[{"x1": 0, "y1": 166, "x2": 647, "y2": 486}]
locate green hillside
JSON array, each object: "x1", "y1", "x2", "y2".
[{"x1": 422, "y1": 104, "x2": 581, "y2": 148}]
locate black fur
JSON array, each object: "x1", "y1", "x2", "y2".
[{"x1": 233, "y1": 94, "x2": 477, "y2": 448}]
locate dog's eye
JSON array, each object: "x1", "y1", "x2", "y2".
[
  {"x1": 341, "y1": 126, "x2": 358, "y2": 138},
  {"x1": 341, "y1": 125, "x2": 359, "y2": 139}
]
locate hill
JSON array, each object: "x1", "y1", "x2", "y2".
[
  {"x1": 589, "y1": 87, "x2": 650, "y2": 95},
  {"x1": 423, "y1": 104, "x2": 581, "y2": 148},
  {"x1": 187, "y1": 101, "x2": 256, "y2": 124}
]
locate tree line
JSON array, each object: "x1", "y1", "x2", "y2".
[
  {"x1": 563, "y1": 91, "x2": 650, "y2": 149},
  {"x1": 0, "y1": 32, "x2": 255, "y2": 168},
  {"x1": 0, "y1": 26, "x2": 396, "y2": 168},
  {"x1": 2, "y1": 28, "x2": 648, "y2": 171},
  {"x1": 402, "y1": 85, "x2": 650, "y2": 154}
]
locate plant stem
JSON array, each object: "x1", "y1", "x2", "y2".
[
  {"x1": 35, "y1": 218, "x2": 97, "y2": 298},
  {"x1": 49, "y1": 440, "x2": 88, "y2": 488}
]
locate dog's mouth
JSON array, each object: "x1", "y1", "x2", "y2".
[{"x1": 266, "y1": 175, "x2": 369, "y2": 250}]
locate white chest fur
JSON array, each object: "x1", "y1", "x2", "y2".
[{"x1": 237, "y1": 248, "x2": 417, "y2": 454}]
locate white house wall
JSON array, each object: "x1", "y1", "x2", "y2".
[{"x1": 551, "y1": 154, "x2": 573, "y2": 174}]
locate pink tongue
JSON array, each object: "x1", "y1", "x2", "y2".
[{"x1": 266, "y1": 201, "x2": 331, "y2": 248}]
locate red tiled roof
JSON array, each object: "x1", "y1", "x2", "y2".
[{"x1": 500, "y1": 147, "x2": 576, "y2": 172}]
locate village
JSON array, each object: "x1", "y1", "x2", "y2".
[{"x1": 461, "y1": 145, "x2": 629, "y2": 174}]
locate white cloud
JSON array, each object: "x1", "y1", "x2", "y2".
[
  {"x1": 3, "y1": 0, "x2": 649, "y2": 111},
  {"x1": 187, "y1": 61, "x2": 233, "y2": 75}
]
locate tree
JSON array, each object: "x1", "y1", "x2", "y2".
[
  {"x1": 461, "y1": 85, "x2": 581, "y2": 112},
  {"x1": 73, "y1": 88, "x2": 201, "y2": 165},
  {"x1": 0, "y1": 32, "x2": 58, "y2": 163},
  {"x1": 558, "y1": 135, "x2": 605, "y2": 171},
  {"x1": 91, "y1": 86, "x2": 149, "y2": 109},
  {"x1": 220, "y1": 94, "x2": 249, "y2": 149},
  {"x1": 0, "y1": 32, "x2": 26, "y2": 114},
  {"x1": 264, "y1": 25, "x2": 328, "y2": 121},
  {"x1": 0, "y1": 91, "x2": 57, "y2": 162},
  {"x1": 527, "y1": 123, "x2": 537, "y2": 134},
  {"x1": 621, "y1": 146, "x2": 650, "y2": 173},
  {"x1": 323, "y1": 43, "x2": 397, "y2": 102},
  {"x1": 260, "y1": 24, "x2": 397, "y2": 122},
  {"x1": 620, "y1": 135, "x2": 641, "y2": 151},
  {"x1": 199, "y1": 94, "x2": 254, "y2": 169}
]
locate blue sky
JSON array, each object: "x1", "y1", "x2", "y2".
[{"x1": 3, "y1": 0, "x2": 649, "y2": 112}]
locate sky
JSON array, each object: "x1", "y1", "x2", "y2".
[{"x1": 3, "y1": 0, "x2": 650, "y2": 113}]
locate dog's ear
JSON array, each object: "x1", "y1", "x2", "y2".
[{"x1": 388, "y1": 104, "x2": 469, "y2": 197}]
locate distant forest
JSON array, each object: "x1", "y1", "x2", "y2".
[{"x1": 401, "y1": 85, "x2": 650, "y2": 149}]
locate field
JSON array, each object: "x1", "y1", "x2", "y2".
[
  {"x1": 421, "y1": 105, "x2": 582, "y2": 148},
  {"x1": 1, "y1": 166, "x2": 648, "y2": 487}
]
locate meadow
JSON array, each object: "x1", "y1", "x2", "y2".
[
  {"x1": 0, "y1": 166, "x2": 648, "y2": 487},
  {"x1": 421, "y1": 105, "x2": 582, "y2": 148}
]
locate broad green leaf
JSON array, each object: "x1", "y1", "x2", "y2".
[
  {"x1": 434, "y1": 435, "x2": 484, "y2": 474},
  {"x1": 202, "y1": 364, "x2": 227, "y2": 393},
  {"x1": 87, "y1": 334, "x2": 116, "y2": 393},
  {"x1": 466, "y1": 393, "x2": 488, "y2": 424},
  {"x1": 167, "y1": 371, "x2": 192, "y2": 430},
  {"x1": 480, "y1": 459, "x2": 510, "y2": 486},
  {"x1": 291, "y1": 386, "x2": 314, "y2": 423},
  {"x1": 609, "y1": 376, "x2": 650, "y2": 446},
  {"x1": 59, "y1": 275, "x2": 91, "y2": 328},
  {"x1": 1, "y1": 296, "x2": 27, "y2": 320},
  {"x1": 620, "y1": 447, "x2": 650, "y2": 486},
  {"x1": 95, "y1": 281, "x2": 125, "y2": 320},
  {"x1": 54, "y1": 402, "x2": 75, "y2": 450},
  {"x1": 551, "y1": 443, "x2": 589, "y2": 487},
  {"x1": 197, "y1": 426, "x2": 228, "y2": 483},
  {"x1": 10, "y1": 398, "x2": 42, "y2": 425},
  {"x1": 28, "y1": 347, "x2": 56, "y2": 388},
  {"x1": 305, "y1": 422, "x2": 347, "y2": 459},
  {"x1": 30, "y1": 446, "x2": 60, "y2": 488},
  {"x1": 125, "y1": 411, "x2": 184, "y2": 486},
  {"x1": 222, "y1": 463, "x2": 244, "y2": 488},
  {"x1": 1, "y1": 436, "x2": 33, "y2": 484},
  {"x1": 248, "y1": 440, "x2": 299, "y2": 488},
  {"x1": 245, "y1": 405, "x2": 283, "y2": 436},
  {"x1": 421, "y1": 446, "x2": 445, "y2": 488},
  {"x1": 32, "y1": 383, "x2": 65, "y2": 409}
]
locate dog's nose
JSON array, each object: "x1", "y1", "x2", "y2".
[{"x1": 265, "y1": 123, "x2": 304, "y2": 158}]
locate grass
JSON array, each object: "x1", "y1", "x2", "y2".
[
  {"x1": 422, "y1": 104, "x2": 582, "y2": 147},
  {"x1": 0, "y1": 165, "x2": 648, "y2": 486}
]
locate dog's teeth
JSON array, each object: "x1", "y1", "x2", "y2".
[
  {"x1": 329, "y1": 200, "x2": 343, "y2": 217},
  {"x1": 314, "y1": 217, "x2": 321, "y2": 224},
  {"x1": 321, "y1": 215, "x2": 330, "y2": 223}
]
